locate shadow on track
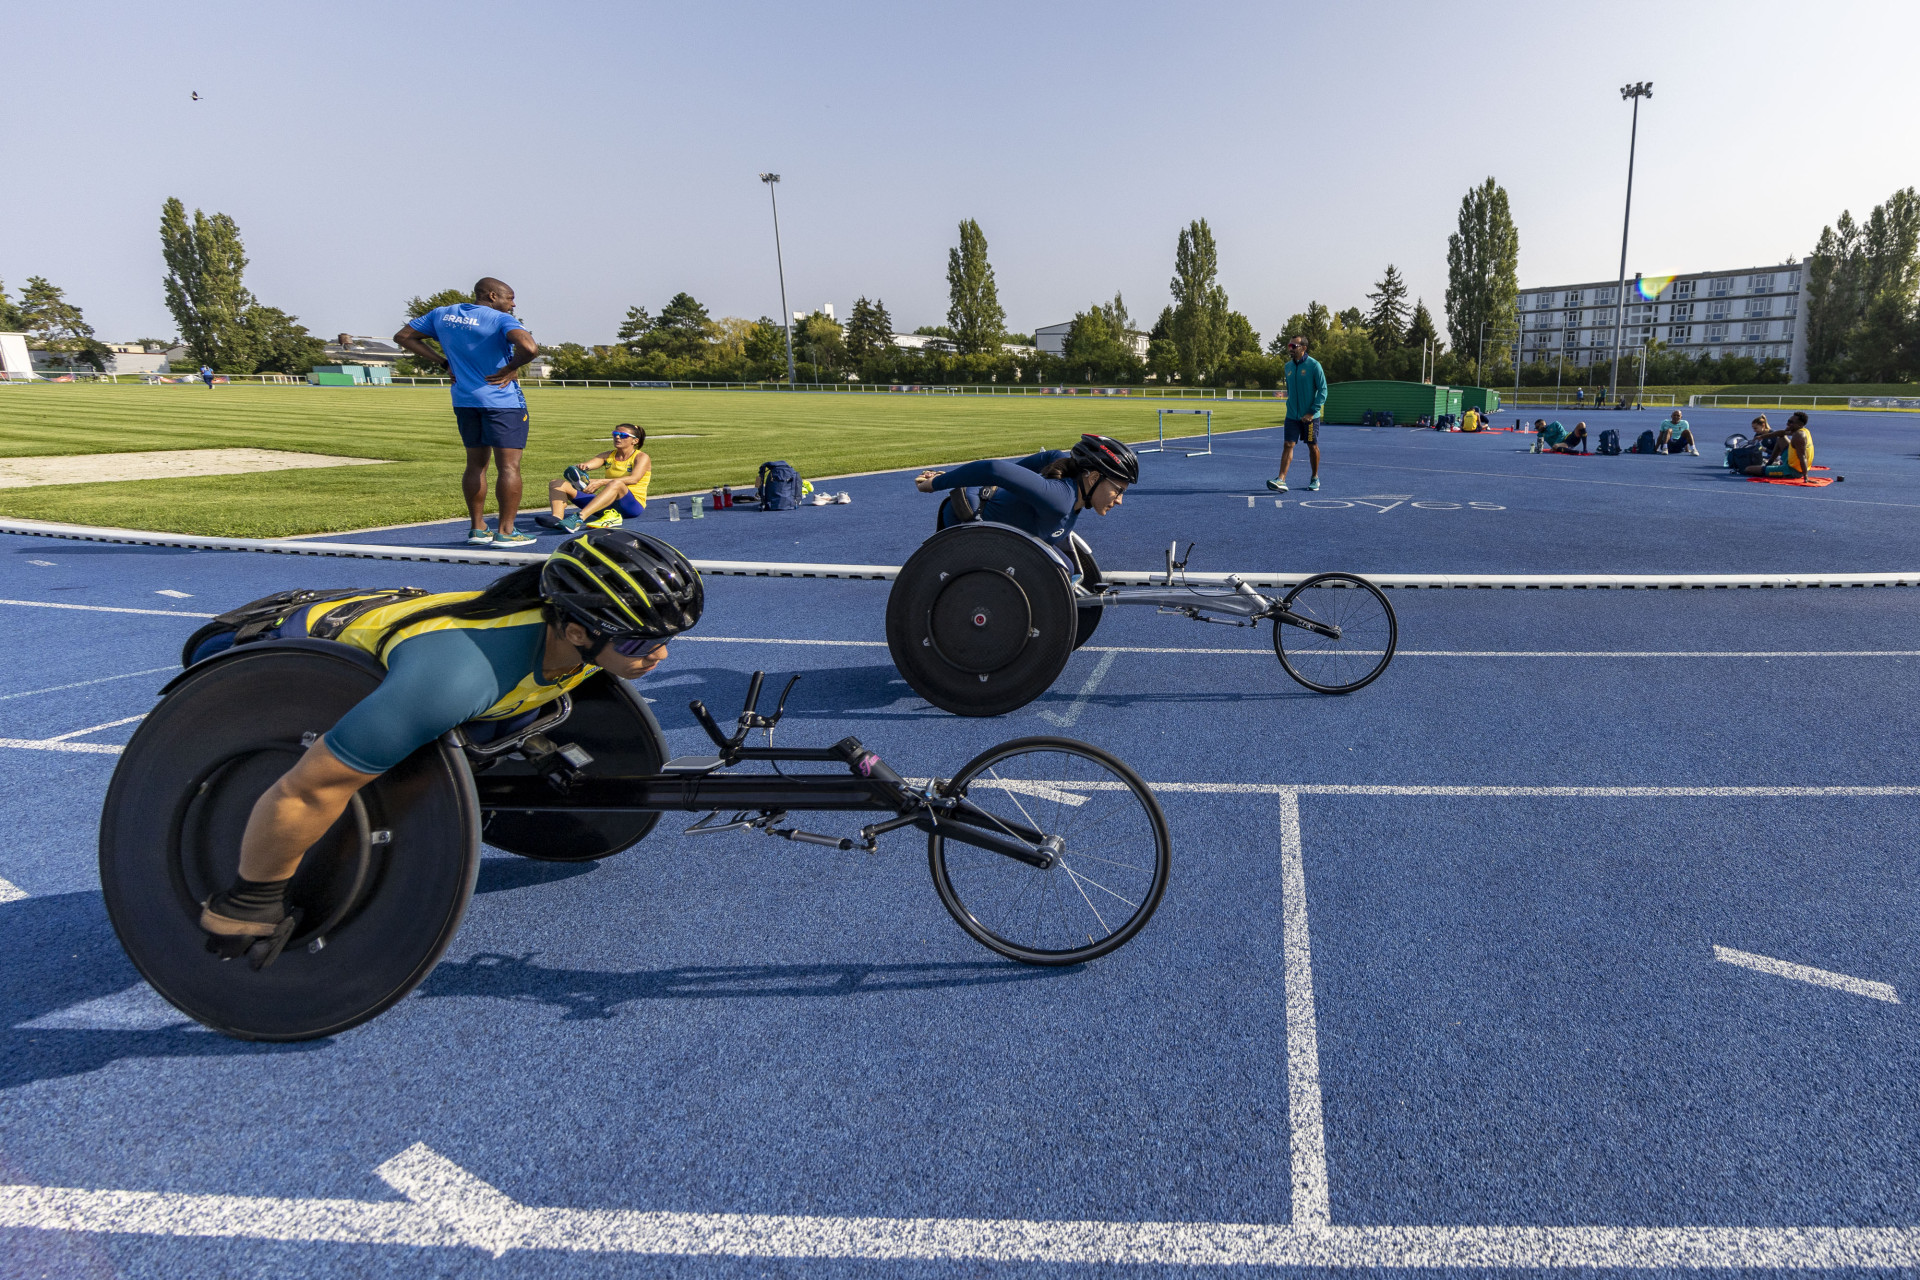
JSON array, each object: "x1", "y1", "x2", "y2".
[{"x1": 416, "y1": 952, "x2": 1070, "y2": 1020}]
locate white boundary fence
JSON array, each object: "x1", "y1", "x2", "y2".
[{"x1": 2, "y1": 518, "x2": 1915, "y2": 591}]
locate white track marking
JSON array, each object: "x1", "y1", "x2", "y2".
[
  {"x1": 7, "y1": 1144, "x2": 1920, "y2": 1266},
  {"x1": 17, "y1": 985, "x2": 195, "y2": 1031},
  {"x1": 973, "y1": 779, "x2": 1090, "y2": 807},
  {"x1": 0, "y1": 738, "x2": 123, "y2": 755},
  {"x1": 1278, "y1": 790, "x2": 1330, "y2": 1228},
  {"x1": 0, "y1": 597, "x2": 213, "y2": 618},
  {"x1": 1714, "y1": 946, "x2": 1900, "y2": 1004},
  {"x1": 1037, "y1": 650, "x2": 1118, "y2": 728},
  {"x1": 0, "y1": 666, "x2": 177, "y2": 701},
  {"x1": 1082, "y1": 646, "x2": 1920, "y2": 658},
  {"x1": 154, "y1": 589, "x2": 192, "y2": 599},
  {"x1": 42, "y1": 714, "x2": 145, "y2": 742},
  {"x1": 677, "y1": 635, "x2": 885, "y2": 648},
  {"x1": 0, "y1": 876, "x2": 25, "y2": 904}
]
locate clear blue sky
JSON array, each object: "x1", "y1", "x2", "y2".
[{"x1": 8, "y1": 0, "x2": 1915, "y2": 348}]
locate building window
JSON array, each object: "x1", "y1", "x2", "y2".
[
  {"x1": 1707, "y1": 324, "x2": 1728, "y2": 343},
  {"x1": 1744, "y1": 322, "x2": 1768, "y2": 342},
  {"x1": 1781, "y1": 320, "x2": 1795, "y2": 340},
  {"x1": 1595, "y1": 287, "x2": 1617, "y2": 303},
  {"x1": 1534, "y1": 294, "x2": 1552, "y2": 309},
  {"x1": 1784, "y1": 296, "x2": 1797, "y2": 315},
  {"x1": 1750, "y1": 273, "x2": 1774, "y2": 293},
  {"x1": 1669, "y1": 301, "x2": 1694, "y2": 321},
  {"x1": 1707, "y1": 301, "x2": 1730, "y2": 321},
  {"x1": 1672, "y1": 279, "x2": 1696, "y2": 299},
  {"x1": 1745, "y1": 299, "x2": 1771, "y2": 317},
  {"x1": 1669, "y1": 325, "x2": 1693, "y2": 344},
  {"x1": 1788, "y1": 272, "x2": 1801, "y2": 291},
  {"x1": 1709, "y1": 278, "x2": 1732, "y2": 297},
  {"x1": 1627, "y1": 303, "x2": 1654, "y2": 322},
  {"x1": 1564, "y1": 290, "x2": 1584, "y2": 306}
]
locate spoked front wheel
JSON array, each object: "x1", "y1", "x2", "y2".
[
  {"x1": 1271, "y1": 572, "x2": 1397, "y2": 693},
  {"x1": 930, "y1": 737, "x2": 1169, "y2": 966}
]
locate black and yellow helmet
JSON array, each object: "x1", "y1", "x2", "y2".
[{"x1": 542, "y1": 529, "x2": 703, "y2": 640}]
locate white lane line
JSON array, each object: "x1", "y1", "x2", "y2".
[
  {"x1": 16, "y1": 985, "x2": 195, "y2": 1031},
  {"x1": 973, "y1": 779, "x2": 1090, "y2": 807},
  {"x1": 642, "y1": 636, "x2": 1920, "y2": 660},
  {"x1": 678, "y1": 635, "x2": 885, "y2": 648},
  {"x1": 956, "y1": 782, "x2": 1920, "y2": 798},
  {"x1": 154, "y1": 589, "x2": 192, "y2": 599},
  {"x1": 42, "y1": 714, "x2": 145, "y2": 742},
  {"x1": 1037, "y1": 650, "x2": 1118, "y2": 729},
  {"x1": 1278, "y1": 790, "x2": 1330, "y2": 1229},
  {"x1": 0, "y1": 738, "x2": 123, "y2": 755},
  {"x1": 0, "y1": 666, "x2": 178, "y2": 701},
  {"x1": 1714, "y1": 946, "x2": 1900, "y2": 1004},
  {"x1": 0, "y1": 876, "x2": 25, "y2": 904},
  {"x1": 7, "y1": 1143, "x2": 1920, "y2": 1266},
  {"x1": 0, "y1": 597, "x2": 214, "y2": 618}
]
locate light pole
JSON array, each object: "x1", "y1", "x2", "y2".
[
  {"x1": 759, "y1": 173, "x2": 798, "y2": 387},
  {"x1": 1609, "y1": 81, "x2": 1652, "y2": 406}
]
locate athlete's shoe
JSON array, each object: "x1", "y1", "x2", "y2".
[
  {"x1": 586, "y1": 508, "x2": 623, "y2": 528},
  {"x1": 832, "y1": 491, "x2": 852, "y2": 504},
  {"x1": 1266, "y1": 477, "x2": 1289, "y2": 492},
  {"x1": 466, "y1": 527, "x2": 495, "y2": 546},
  {"x1": 493, "y1": 529, "x2": 537, "y2": 547},
  {"x1": 1306, "y1": 476, "x2": 1321, "y2": 491},
  {"x1": 558, "y1": 513, "x2": 585, "y2": 533},
  {"x1": 1686, "y1": 445, "x2": 1700, "y2": 455},
  {"x1": 533, "y1": 513, "x2": 563, "y2": 530},
  {"x1": 808, "y1": 492, "x2": 832, "y2": 506}
]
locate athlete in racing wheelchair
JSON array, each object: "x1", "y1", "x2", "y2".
[{"x1": 915, "y1": 432, "x2": 1137, "y2": 563}]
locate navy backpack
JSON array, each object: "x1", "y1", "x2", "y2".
[{"x1": 757, "y1": 460, "x2": 803, "y2": 511}]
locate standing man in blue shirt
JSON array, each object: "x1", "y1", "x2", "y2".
[
  {"x1": 1268, "y1": 335, "x2": 1329, "y2": 493},
  {"x1": 395, "y1": 277, "x2": 540, "y2": 547}
]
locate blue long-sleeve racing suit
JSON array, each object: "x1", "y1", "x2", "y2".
[{"x1": 929, "y1": 450, "x2": 1082, "y2": 545}]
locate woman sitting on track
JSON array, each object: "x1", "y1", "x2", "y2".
[
  {"x1": 197, "y1": 530, "x2": 701, "y2": 953},
  {"x1": 913, "y1": 434, "x2": 1138, "y2": 552},
  {"x1": 1743, "y1": 411, "x2": 1815, "y2": 479},
  {"x1": 541, "y1": 424, "x2": 653, "y2": 532}
]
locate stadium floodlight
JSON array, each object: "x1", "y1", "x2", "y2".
[
  {"x1": 759, "y1": 173, "x2": 799, "y2": 387},
  {"x1": 1609, "y1": 82, "x2": 1653, "y2": 406}
]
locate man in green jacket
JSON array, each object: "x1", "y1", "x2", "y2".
[{"x1": 1269, "y1": 335, "x2": 1329, "y2": 492}]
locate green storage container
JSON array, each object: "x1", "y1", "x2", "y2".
[
  {"x1": 1320, "y1": 380, "x2": 1448, "y2": 425},
  {"x1": 1445, "y1": 387, "x2": 1463, "y2": 417},
  {"x1": 308, "y1": 371, "x2": 357, "y2": 386},
  {"x1": 1459, "y1": 387, "x2": 1500, "y2": 414}
]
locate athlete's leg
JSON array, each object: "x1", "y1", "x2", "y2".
[
  {"x1": 577, "y1": 479, "x2": 628, "y2": 518},
  {"x1": 462, "y1": 446, "x2": 492, "y2": 531},
  {"x1": 1277, "y1": 441, "x2": 1295, "y2": 479},
  {"x1": 493, "y1": 447, "x2": 523, "y2": 533},
  {"x1": 1306, "y1": 441, "x2": 1321, "y2": 479},
  {"x1": 549, "y1": 478, "x2": 579, "y2": 519}
]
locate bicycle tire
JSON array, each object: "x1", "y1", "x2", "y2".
[
  {"x1": 929, "y1": 736, "x2": 1169, "y2": 966},
  {"x1": 1271, "y1": 572, "x2": 1397, "y2": 694}
]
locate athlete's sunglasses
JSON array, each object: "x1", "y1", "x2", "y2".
[
  {"x1": 611, "y1": 431, "x2": 636, "y2": 440},
  {"x1": 608, "y1": 636, "x2": 667, "y2": 658}
]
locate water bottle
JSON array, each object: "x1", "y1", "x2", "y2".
[
  {"x1": 669, "y1": 502, "x2": 680, "y2": 522},
  {"x1": 691, "y1": 496, "x2": 704, "y2": 519}
]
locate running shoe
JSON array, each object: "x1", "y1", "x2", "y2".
[
  {"x1": 808, "y1": 493, "x2": 832, "y2": 506},
  {"x1": 493, "y1": 529, "x2": 537, "y2": 546},
  {"x1": 558, "y1": 513, "x2": 584, "y2": 533},
  {"x1": 586, "y1": 508, "x2": 623, "y2": 528},
  {"x1": 466, "y1": 527, "x2": 495, "y2": 546},
  {"x1": 533, "y1": 513, "x2": 563, "y2": 530},
  {"x1": 832, "y1": 491, "x2": 852, "y2": 504},
  {"x1": 1306, "y1": 477, "x2": 1321, "y2": 491},
  {"x1": 1266, "y1": 477, "x2": 1289, "y2": 492}
]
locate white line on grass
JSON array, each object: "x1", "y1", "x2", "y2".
[
  {"x1": 0, "y1": 666, "x2": 176, "y2": 701},
  {"x1": 1278, "y1": 790, "x2": 1330, "y2": 1229},
  {"x1": 1713, "y1": 946, "x2": 1900, "y2": 1003},
  {"x1": 0, "y1": 876, "x2": 25, "y2": 904},
  {"x1": 6, "y1": 1141, "x2": 1920, "y2": 1267}
]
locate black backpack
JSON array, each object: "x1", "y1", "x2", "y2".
[
  {"x1": 1597, "y1": 429, "x2": 1621, "y2": 455},
  {"x1": 1632, "y1": 429, "x2": 1658, "y2": 454},
  {"x1": 1727, "y1": 443, "x2": 1767, "y2": 471}
]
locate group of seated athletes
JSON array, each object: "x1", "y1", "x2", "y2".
[{"x1": 1530, "y1": 410, "x2": 1815, "y2": 477}]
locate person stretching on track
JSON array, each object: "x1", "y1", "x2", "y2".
[
  {"x1": 196, "y1": 530, "x2": 702, "y2": 953},
  {"x1": 1533, "y1": 418, "x2": 1589, "y2": 454},
  {"x1": 1743, "y1": 411, "x2": 1815, "y2": 479},
  {"x1": 913, "y1": 434, "x2": 1138, "y2": 570},
  {"x1": 541, "y1": 423, "x2": 653, "y2": 532}
]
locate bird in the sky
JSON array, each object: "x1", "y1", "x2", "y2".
[{"x1": 191, "y1": 91, "x2": 201, "y2": 101}]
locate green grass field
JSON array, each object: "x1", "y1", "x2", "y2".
[{"x1": 0, "y1": 385, "x2": 1280, "y2": 537}]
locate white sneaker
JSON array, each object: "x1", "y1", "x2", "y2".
[
  {"x1": 832, "y1": 491, "x2": 852, "y2": 504},
  {"x1": 808, "y1": 492, "x2": 831, "y2": 506}
]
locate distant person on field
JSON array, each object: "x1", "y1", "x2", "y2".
[
  {"x1": 1575, "y1": 387, "x2": 1585, "y2": 406},
  {"x1": 199, "y1": 364, "x2": 214, "y2": 388},
  {"x1": 1656, "y1": 410, "x2": 1698, "y2": 455},
  {"x1": 1268, "y1": 335, "x2": 1328, "y2": 493},
  {"x1": 1534, "y1": 418, "x2": 1588, "y2": 453},
  {"x1": 543, "y1": 424, "x2": 653, "y2": 532},
  {"x1": 394, "y1": 277, "x2": 540, "y2": 548},
  {"x1": 1744, "y1": 411, "x2": 1814, "y2": 479}
]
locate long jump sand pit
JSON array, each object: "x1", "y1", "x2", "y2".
[{"x1": 0, "y1": 449, "x2": 392, "y2": 489}]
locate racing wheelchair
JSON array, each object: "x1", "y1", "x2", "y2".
[
  {"x1": 100, "y1": 640, "x2": 1170, "y2": 1042},
  {"x1": 887, "y1": 507, "x2": 1398, "y2": 717}
]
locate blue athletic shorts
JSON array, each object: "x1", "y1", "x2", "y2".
[
  {"x1": 1284, "y1": 416, "x2": 1319, "y2": 445},
  {"x1": 454, "y1": 406, "x2": 530, "y2": 450}
]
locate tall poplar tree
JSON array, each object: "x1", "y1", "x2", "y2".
[
  {"x1": 1444, "y1": 178, "x2": 1520, "y2": 371},
  {"x1": 1364, "y1": 264, "x2": 1410, "y2": 351},
  {"x1": 946, "y1": 220, "x2": 1005, "y2": 354},
  {"x1": 1170, "y1": 218, "x2": 1228, "y2": 383},
  {"x1": 160, "y1": 197, "x2": 258, "y2": 370}
]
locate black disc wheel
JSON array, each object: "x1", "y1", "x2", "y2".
[
  {"x1": 1271, "y1": 572, "x2": 1397, "y2": 694},
  {"x1": 99, "y1": 642, "x2": 481, "y2": 1041},
  {"x1": 478, "y1": 673, "x2": 668, "y2": 861},
  {"x1": 1068, "y1": 533, "x2": 1104, "y2": 650},
  {"x1": 930, "y1": 737, "x2": 1169, "y2": 965},
  {"x1": 886, "y1": 523, "x2": 1077, "y2": 717}
]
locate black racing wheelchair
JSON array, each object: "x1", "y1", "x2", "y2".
[
  {"x1": 887, "y1": 498, "x2": 1398, "y2": 716},
  {"x1": 100, "y1": 639, "x2": 1171, "y2": 1042}
]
